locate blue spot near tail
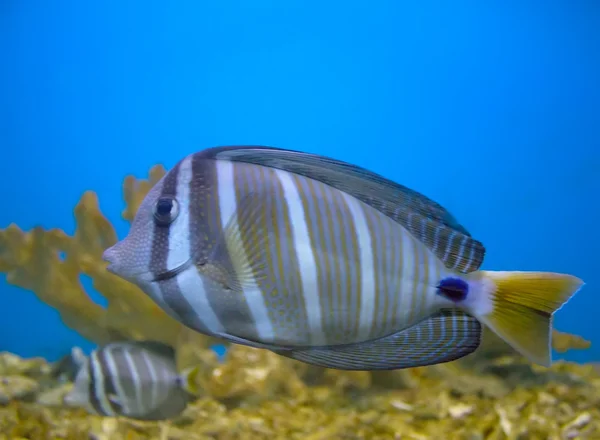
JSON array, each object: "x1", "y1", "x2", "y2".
[
  {"x1": 437, "y1": 277, "x2": 469, "y2": 302},
  {"x1": 211, "y1": 344, "x2": 227, "y2": 362}
]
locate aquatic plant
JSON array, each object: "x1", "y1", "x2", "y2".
[{"x1": 1, "y1": 166, "x2": 170, "y2": 344}]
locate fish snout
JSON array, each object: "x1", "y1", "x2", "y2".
[
  {"x1": 102, "y1": 240, "x2": 155, "y2": 282},
  {"x1": 102, "y1": 241, "x2": 141, "y2": 279},
  {"x1": 102, "y1": 245, "x2": 119, "y2": 274}
]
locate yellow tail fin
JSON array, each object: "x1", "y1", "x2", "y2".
[
  {"x1": 476, "y1": 271, "x2": 584, "y2": 367},
  {"x1": 178, "y1": 365, "x2": 204, "y2": 396}
]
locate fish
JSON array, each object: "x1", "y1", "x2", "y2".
[
  {"x1": 63, "y1": 341, "x2": 201, "y2": 420},
  {"x1": 102, "y1": 145, "x2": 585, "y2": 370}
]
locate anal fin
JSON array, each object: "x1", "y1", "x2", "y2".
[{"x1": 281, "y1": 309, "x2": 482, "y2": 370}]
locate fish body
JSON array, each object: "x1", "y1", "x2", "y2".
[
  {"x1": 64, "y1": 341, "x2": 197, "y2": 420},
  {"x1": 103, "y1": 146, "x2": 584, "y2": 370}
]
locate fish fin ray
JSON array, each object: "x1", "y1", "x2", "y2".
[
  {"x1": 208, "y1": 146, "x2": 467, "y2": 231},
  {"x1": 208, "y1": 146, "x2": 484, "y2": 272},
  {"x1": 212, "y1": 332, "x2": 294, "y2": 351},
  {"x1": 281, "y1": 309, "x2": 482, "y2": 370},
  {"x1": 208, "y1": 192, "x2": 272, "y2": 290},
  {"x1": 403, "y1": 213, "x2": 485, "y2": 272},
  {"x1": 475, "y1": 271, "x2": 584, "y2": 367}
]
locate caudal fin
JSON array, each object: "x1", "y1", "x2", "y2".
[
  {"x1": 475, "y1": 271, "x2": 584, "y2": 367},
  {"x1": 178, "y1": 366, "x2": 204, "y2": 396}
]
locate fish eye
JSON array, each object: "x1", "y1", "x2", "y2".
[{"x1": 153, "y1": 196, "x2": 179, "y2": 226}]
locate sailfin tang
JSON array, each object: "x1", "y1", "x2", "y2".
[
  {"x1": 281, "y1": 310, "x2": 482, "y2": 370},
  {"x1": 207, "y1": 192, "x2": 272, "y2": 291},
  {"x1": 209, "y1": 146, "x2": 485, "y2": 272},
  {"x1": 476, "y1": 271, "x2": 584, "y2": 367}
]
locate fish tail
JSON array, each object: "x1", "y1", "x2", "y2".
[
  {"x1": 178, "y1": 365, "x2": 203, "y2": 396},
  {"x1": 470, "y1": 271, "x2": 584, "y2": 367}
]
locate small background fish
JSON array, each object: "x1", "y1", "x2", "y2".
[{"x1": 64, "y1": 341, "x2": 201, "y2": 421}]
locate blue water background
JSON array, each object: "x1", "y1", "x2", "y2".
[{"x1": 1, "y1": 1, "x2": 599, "y2": 363}]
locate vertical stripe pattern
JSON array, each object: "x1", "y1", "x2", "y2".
[
  {"x1": 203, "y1": 160, "x2": 449, "y2": 346},
  {"x1": 340, "y1": 192, "x2": 375, "y2": 342},
  {"x1": 118, "y1": 149, "x2": 468, "y2": 349},
  {"x1": 274, "y1": 169, "x2": 325, "y2": 345},
  {"x1": 231, "y1": 163, "x2": 313, "y2": 345},
  {"x1": 80, "y1": 343, "x2": 188, "y2": 420},
  {"x1": 148, "y1": 159, "x2": 218, "y2": 334},
  {"x1": 217, "y1": 160, "x2": 274, "y2": 342},
  {"x1": 188, "y1": 154, "x2": 259, "y2": 340},
  {"x1": 292, "y1": 174, "x2": 361, "y2": 345},
  {"x1": 87, "y1": 352, "x2": 114, "y2": 416}
]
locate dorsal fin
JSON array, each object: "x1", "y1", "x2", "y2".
[
  {"x1": 205, "y1": 146, "x2": 486, "y2": 272},
  {"x1": 104, "y1": 341, "x2": 176, "y2": 359}
]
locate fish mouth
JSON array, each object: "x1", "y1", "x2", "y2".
[
  {"x1": 103, "y1": 246, "x2": 193, "y2": 282},
  {"x1": 104, "y1": 260, "x2": 190, "y2": 283},
  {"x1": 104, "y1": 262, "x2": 152, "y2": 280}
]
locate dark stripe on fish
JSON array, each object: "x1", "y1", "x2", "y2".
[
  {"x1": 97, "y1": 348, "x2": 123, "y2": 414},
  {"x1": 150, "y1": 161, "x2": 180, "y2": 278},
  {"x1": 188, "y1": 151, "x2": 221, "y2": 265},
  {"x1": 149, "y1": 160, "x2": 211, "y2": 333},
  {"x1": 107, "y1": 345, "x2": 138, "y2": 415},
  {"x1": 190, "y1": 153, "x2": 259, "y2": 340},
  {"x1": 87, "y1": 354, "x2": 105, "y2": 415}
]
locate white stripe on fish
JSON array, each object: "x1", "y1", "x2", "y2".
[
  {"x1": 275, "y1": 169, "x2": 326, "y2": 346},
  {"x1": 217, "y1": 159, "x2": 274, "y2": 341},
  {"x1": 340, "y1": 192, "x2": 375, "y2": 342},
  {"x1": 90, "y1": 351, "x2": 114, "y2": 416},
  {"x1": 173, "y1": 156, "x2": 223, "y2": 334}
]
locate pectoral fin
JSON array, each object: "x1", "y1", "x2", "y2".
[{"x1": 203, "y1": 192, "x2": 273, "y2": 291}]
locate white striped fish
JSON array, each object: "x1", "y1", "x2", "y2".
[
  {"x1": 64, "y1": 341, "x2": 200, "y2": 420},
  {"x1": 103, "y1": 146, "x2": 585, "y2": 370}
]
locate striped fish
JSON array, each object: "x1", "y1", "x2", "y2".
[
  {"x1": 64, "y1": 341, "x2": 199, "y2": 420},
  {"x1": 103, "y1": 146, "x2": 585, "y2": 370}
]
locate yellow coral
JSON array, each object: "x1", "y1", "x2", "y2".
[
  {"x1": 0, "y1": 165, "x2": 214, "y2": 353},
  {"x1": 2, "y1": 349, "x2": 600, "y2": 440}
]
